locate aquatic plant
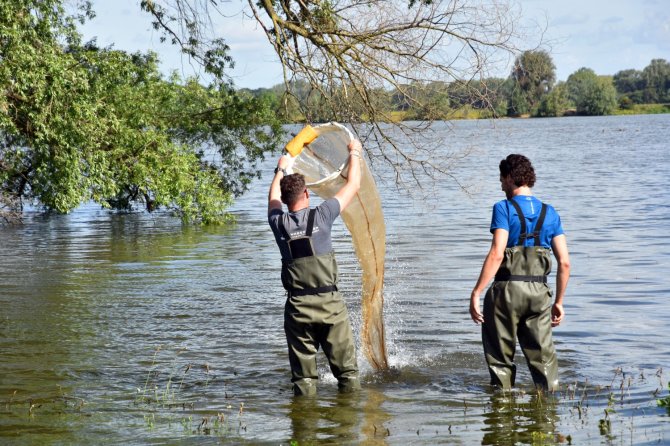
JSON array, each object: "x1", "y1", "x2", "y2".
[
  {"x1": 135, "y1": 345, "x2": 198, "y2": 407},
  {"x1": 657, "y1": 380, "x2": 670, "y2": 414},
  {"x1": 470, "y1": 367, "x2": 667, "y2": 445},
  {"x1": 132, "y1": 346, "x2": 247, "y2": 438}
]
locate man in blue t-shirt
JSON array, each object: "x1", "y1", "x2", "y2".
[{"x1": 469, "y1": 154, "x2": 571, "y2": 390}]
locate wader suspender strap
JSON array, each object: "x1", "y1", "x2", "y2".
[
  {"x1": 280, "y1": 209, "x2": 338, "y2": 296},
  {"x1": 495, "y1": 200, "x2": 548, "y2": 283},
  {"x1": 278, "y1": 221, "x2": 290, "y2": 242},
  {"x1": 278, "y1": 208, "x2": 317, "y2": 242},
  {"x1": 508, "y1": 199, "x2": 547, "y2": 247},
  {"x1": 305, "y1": 208, "x2": 316, "y2": 237}
]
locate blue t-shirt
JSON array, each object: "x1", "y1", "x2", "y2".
[{"x1": 490, "y1": 195, "x2": 564, "y2": 248}]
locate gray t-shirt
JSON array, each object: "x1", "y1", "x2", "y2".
[{"x1": 268, "y1": 198, "x2": 340, "y2": 261}]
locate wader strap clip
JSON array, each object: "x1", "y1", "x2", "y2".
[
  {"x1": 288, "y1": 285, "x2": 338, "y2": 297},
  {"x1": 508, "y1": 200, "x2": 547, "y2": 247},
  {"x1": 495, "y1": 274, "x2": 548, "y2": 283}
]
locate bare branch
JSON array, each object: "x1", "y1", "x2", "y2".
[{"x1": 145, "y1": 0, "x2": 536, "y2": 188}]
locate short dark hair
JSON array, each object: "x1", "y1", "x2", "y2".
[
  {"x1": 280, "y1": 173, "x2": 306, "y2": 205},
  {"x1": 499, "y1": 154, "x2": 536, "y2": 188}
]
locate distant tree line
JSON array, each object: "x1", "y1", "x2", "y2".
[{"x1": 242, "y1": 54, "x2": 670, "y2": 121}]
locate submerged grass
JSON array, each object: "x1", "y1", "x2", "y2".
[
  {"x1": 465, "y1": 366, "x2": 667, "y2": 446},
  {"x1": 132, "y1": 345, "x2": 247, "y2": 439},
  {"x1": 2, "y1": 384, "x2": 86, "y2": 417},
  {"x1": 1, "y1": 360, "x2": 667, "y2": 444},
  {"x1": 135, "y1": 345, "x2": 214, "y2": 408}
]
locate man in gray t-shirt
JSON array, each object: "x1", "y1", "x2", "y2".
[
  {"x1": 269, "y1": 198, "x2": 338, "y2": 260},
  {"x1": 267, "y1": 139, "x2": 363, "y2": 396}
]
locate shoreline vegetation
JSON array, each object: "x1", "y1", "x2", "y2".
[
  {"x1": 241, "y1": 102, "x2": 670, "y2": 125},
  {"x1": 367, "y1": 103, "x2": 670, "y2": 123},
  {"x1": 276, "y1": 102, "x2": 670, "y2": 125},
  {"x1": 241, "y1": 55, "x2": 670, "y2": 124},
  {"x1": 244, "y1": 95, "x2": 670, "y2": 124}
]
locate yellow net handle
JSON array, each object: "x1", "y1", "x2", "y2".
[{"x1": 285, "y1": 125, "x2": 318, "y2": 157}]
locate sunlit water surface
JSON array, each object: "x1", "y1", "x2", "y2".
[{"x1": 1, "y1": 115, "x2": 669, "y2": 445}]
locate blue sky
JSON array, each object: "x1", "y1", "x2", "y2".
[{"x1": 79, "y1": 0, "x2": 670, "y2": 89}]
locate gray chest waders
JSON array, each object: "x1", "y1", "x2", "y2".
[
  {"x1": 482, "y1": 200, "x2": 559, "y2": 390},
  {"x1": 277, "y1": 209, "x2": 359, "y2": 395}
]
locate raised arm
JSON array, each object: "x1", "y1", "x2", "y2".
[
  {"x1": 470, "y1": 228, "x2": 508, "y2": 324},
  {"x1": 333, "y1": 139, "x2": 362, "y2": 211},
  {"x1": 268, "y1": 155, "x2": 291, "y2": 213},
  {"x1": 550, "y1": 234, "x2": 570, "y2": 327}
]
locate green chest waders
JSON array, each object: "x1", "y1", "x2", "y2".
[
  {"x1": 278, "y1": 209, "x2": 359, "y2": 396},
  {"x1": 482, "y1": 201, "x2": 559, "y2": 390}
]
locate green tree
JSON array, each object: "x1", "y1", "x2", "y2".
[
  {"x1": 613, "y1": 68, "x2": 645, "y2": 103},
  {"x1": 507, "y1": 84, "x2": 530, "y2": 116},
  {"x1": 642, "y1": 59, "x2": 670, "y2": 103},
  {"x1": 0, "y1": 0, "x2": 281, "y2": 223},
  {"x1": 404, "y1": 81, "x2": 451, "y2": 121},
  {"x1": 445, "y1": 78, "x2": 508, "y2": 117},
  {"x1": 565, "y1": 68, "x2": 594, "y2": 104},
  {"x1": 536, "y1": 82, "x2": 569, "y2": 117},
  {"x1": 565, "y1": 68, "x2": 617, "y2": 115},
  {"x1": 507, "y1": 50, "x2": 556, "y2": 116}
]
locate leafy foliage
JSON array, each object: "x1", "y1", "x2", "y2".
[
  {"x1": 0, "y1": 0, "x2": 282, "y2": 223},
  {"x1": 642, "y1": 59, "x2": 670, "y2": 103},
  {"x1": 613, "y1": 59, "x2": 670, "y2": 105},
  {"x1": 565, "y1": 68, "x2": 618, "y2": 116},
  {"x1": 536, "y1": 82, "x2": 569, "y2": 117},
  {"x1": 507, "y1": 50, "x2": 556, "y2": 116}
]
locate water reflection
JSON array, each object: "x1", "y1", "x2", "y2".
[
  {"x1": 286, "y1": 388, "x2": 391, "y2": 445},
  {"x1": 480, "y1": 391, "x2": 563, "y2": 445},
  {"x1": 361, "y1": 388, "x2": 393, "y2": 445},
  {"x1": 287, "y1": 393, "x2": 363, "y2": 444}
]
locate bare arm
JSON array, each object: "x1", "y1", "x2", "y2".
[
  {"x1": 333, "y1": 139, "x2": 362, "y2": 211},
  {"x1": 470, "y1": 229, "x2": 508, "y2": 324},
  {"x1": 268, "y1": 155, "x2": 291, "y2": 213},
  {"x1": 550, "y1": 234, "x2": 570, "y2": 326}
]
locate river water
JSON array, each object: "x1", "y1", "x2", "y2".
[{"x1": 1, "y1": 114, "x2": 669, "y2": 445}]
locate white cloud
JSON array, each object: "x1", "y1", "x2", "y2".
[
  {"x1": 550, "y1": 13, "x2": 591, "y2": 27},
  {"x1": 635, "y1": 10, "x2": 670, "y2": 51}
]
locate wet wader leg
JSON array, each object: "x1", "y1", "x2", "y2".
[
  {"x1": 319, "y1": 299, "x2": 360, "y2": 393},
  {"x1": 279, "y1": 212, "x2": 353, "y2": 395},
  {"x1": 284, "y1": 310, "x2": 319, "y2": 396},
  {"x1": 517, "y1": 293, "x2": 558, "y2": 391},
  {"x1": 482, "y1": 286, "x2": 518, "y2": 388}
]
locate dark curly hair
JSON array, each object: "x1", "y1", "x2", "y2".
[
  {"x1": 280, "y1": 173, "x2": 306, "y2": 205},
  {"x1": 499, "y1": 154, "x2": 536, "y2": 188}
]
